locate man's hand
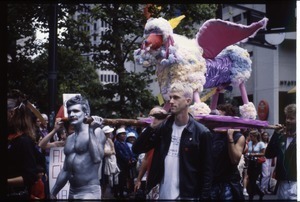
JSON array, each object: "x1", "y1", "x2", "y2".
[
  {"x1": 54, "y1": 118, "x2": 64, "y2": 131},
  {"x1": 274, "y1": 124, "x2": 285, "y2": 133},
  {"x1": 149, "y1": 107, "x2": 169, "y2": 129},
  {"x1": 49, "y1": 193, "x2": 57, "y2": 199},
  {"x1": 134, "y1": 180, "x2": 141, "y2": 192},
  {"x1": 54, "y1": 140, "x2": 66, "y2": 147},
  {"x1": 91, "y1": 116, "x2": 104, "y2": 127}
]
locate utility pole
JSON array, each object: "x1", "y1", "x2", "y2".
[{"x1": 48, "y1": 4, "x2": 58, "y2": 129}]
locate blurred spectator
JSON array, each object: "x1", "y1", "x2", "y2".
[
  {"x1": 260, "y1": 131, "x2": 273, "y2": 194},
  {"x1": 134, "y1": 148, "x2": 154, "y2": 200},
  {"x1": 126, "y1": 132, "x2": 138, "y2": 195},
  {"x1": 38, "y1": 118, "x2": 67, "y2": 150},
  {"x1": 126, "y1": 132, "x2": 137, "y2": 155},
  {"x1": 35, "y1": 113, "x2": 50, "y2": 198},
  {"x1": 241, "y1": 130, "x2": 251, "y2": 197},
  {"x1": 36, "y1": 114, "x2": 50, "y2": 166},
  {"x1": 38, "y1": 117, "x2": 67, "y2": 199},
  {"x1": 7, "y1": 89, "x2": 38, "y2": 200},
  {"x1": 245, "y1": 129, "x2": 265, "y2": 200},
  {"x1": 101, "y1": 125, "x2": 120, "y2": 199},
  {"x1": 114, "y1": 127, "x2": 137, "y2": 198},
  {"x1": 265, "y1": 104, "x2": 296, "y2": 200},
  {"x1": 30, "y1": 165, "x2": 45, "y2": 199}
]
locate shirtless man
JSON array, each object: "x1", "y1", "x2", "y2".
[{"x1": 50, "y1": 95, "x2": 106, "y2": 199}]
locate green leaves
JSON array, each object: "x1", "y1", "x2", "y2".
[{"x1": 7, "y1": 3, "x2": 218, "y2": 119}]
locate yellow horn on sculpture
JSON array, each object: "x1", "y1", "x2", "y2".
[
  {"x1": 168, "y1": 15, "x2": 185, "y2": 29},
  {"x1": 201, "y1": 87, "x2": 217, "y2": 102}
]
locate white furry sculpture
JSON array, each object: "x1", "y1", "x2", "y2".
[{"x1": 134, "y1": 16, "x2": 268, "y2": 119}]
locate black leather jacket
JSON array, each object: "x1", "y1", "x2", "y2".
[
  {"x1": 265, "y1": 131, "x2": 296, "y2": 181},
  {"x1": 132, "y1": 114, "x2": 213, "y2": 200}
]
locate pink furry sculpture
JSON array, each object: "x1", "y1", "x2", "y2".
[{"x1": 134, "y1": 17, "x2": 268, "y2": 119}]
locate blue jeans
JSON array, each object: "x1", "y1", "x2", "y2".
[{"x1": 211, "y1": 182, "x2": 234, "y2": 200}]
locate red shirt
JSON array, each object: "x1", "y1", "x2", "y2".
[
  {"x1": 30, "y1": 178, "x2": 45, "y2": 199},
  {"x1": 146, "y1": 148, "x2": 154, "y2": 178}
]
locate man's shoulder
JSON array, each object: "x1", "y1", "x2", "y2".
[
  {"x1": 191, "y1": 118, "x2": 210, "y2": 130},
  {"x1": 93, "y1": 127, "x2": 106, "y2": 139},
  {"x1": 65, "y1": 133, "x2": 75, "y2": 143},
  {"x1": 114, "y1": 139, "x2": 121, "y2": 146},
  {"x1": 233, "y1": 131, "x2": 244, "y2": 138}
]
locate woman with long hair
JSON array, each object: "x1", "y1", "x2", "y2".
[
  {"x1": 7, "y1": 89, "x2": 38, "y2": 200},
  {"x1": 245, "y1": 129, "x2": 266, "y2": 200},
  {"x1": 260, "y1": 131, "x2": 273, "y2": 194}
]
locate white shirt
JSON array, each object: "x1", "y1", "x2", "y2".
[
  {"x1": 286, "y1": 137, "x2": 293, "y2": 149},
  {"x1": 159, "y1": 123, "x2": 186, "y2": 199},
  {"x1": 248, "y1": 141, "x2": 265, "y2": 153}
]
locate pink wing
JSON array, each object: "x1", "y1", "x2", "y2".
[{"x1": 197, "y1": 17, "x2": 268, "y2": 59}]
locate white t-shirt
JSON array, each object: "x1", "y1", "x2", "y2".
[
  {"x1": 286, "y1": 137, "x2": 294, "y2": 149},
  {"x1": 248, "y1": 141, "x2": 265, "y2": 153},
  {"x1": 159, "y1": 123, "x2": 186, "y2": 199}
]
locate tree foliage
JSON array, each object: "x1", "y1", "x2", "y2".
[
  {"x1": 146, "y1": 4, "x2": 218, "y2": 37},
  {"x1": 8, "y1": 46, "x2": 104, "y2": 115},
  {"x1": 84, "y1": 4, "x2": 218, "y2": 118},
  {"x1": 7, "y1": 3, "x2": 218, "y2": 119}
]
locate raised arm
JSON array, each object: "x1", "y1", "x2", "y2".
[
  {"x1": 265, "y1": 129, "x2": 282, "y2": 159},
  {"x1": 132, "y1": 107, "x2": 168, "y2": 154},
  {"x1": 39, "y1": 118, "x2": 64, "y2": 149},
  {"x1": 227, "y1": 129, "x2": 246, "y2": 165}
]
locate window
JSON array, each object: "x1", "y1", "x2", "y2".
[
  {"x1": 99, "y1": 73, "x2": 119, "y2": 83},
  {"x1": 233, "y1": 14, "x2": 241, "y2": 23}
]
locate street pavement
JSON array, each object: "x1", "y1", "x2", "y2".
[{"x1": 102, "y1": 186, "x2": 280, "y2": 201}]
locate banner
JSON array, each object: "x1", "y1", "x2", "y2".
[{"x1": 49, "y1": 147, "x2": 69, "y2": 199}]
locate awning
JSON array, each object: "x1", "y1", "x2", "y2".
[{"x1": 288, "y1": 86, "x2": 296, "y2": 93}]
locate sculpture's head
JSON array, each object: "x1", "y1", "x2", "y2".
[
  {"x1": 134, "y1": 16, "x2": 185, "y2": 67},
  {"x1": 143, "y1": 17, "x2": 172, "y2": 51}
]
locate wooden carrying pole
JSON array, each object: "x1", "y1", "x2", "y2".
[
  {"x1": 103, "y1": 118, "x2": 149, "y2": 127},
  {"x1": 83, "y1": 117, "x2": 280, "y2": 129}
]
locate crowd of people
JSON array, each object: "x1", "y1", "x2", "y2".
[{"x1": 6, "y1": 86, "x2": 296, "y2": 200}]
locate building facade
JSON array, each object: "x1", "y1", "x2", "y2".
[{"x1": 220, "y1": 4, "x2": 296, "y2": 126}]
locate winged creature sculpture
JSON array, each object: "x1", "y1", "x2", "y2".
[{"x1": 134, "y1": 14, "x2": 268, "y2": 119}]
